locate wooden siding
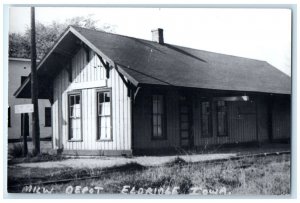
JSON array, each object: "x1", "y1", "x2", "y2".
[
  {"x1": 51, "y1": 48, "x2": 290, "y2": 152},
  {"x1": 52, "y1": 48, "x2": 131, "y2": 151},
  {"x1": 255, "y1": 97, "x2": 269, "y2": 142},
  {"x1": 194, "y1": 97, "x2": 258, "y2": 146},
  {"x1": 133, "y1": 89, "x2": 277, "y2": 150},
  {"x1": 272, "y1": 98, "x2": 290, "y2": 140},
  {"x1": 133, "y1": 89, "x2": 180, "y2": 149}
]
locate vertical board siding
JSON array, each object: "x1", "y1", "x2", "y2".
[
  {"x1": 52, "y1": 76, "x2": 59, "y2": 149},
  {"x1": 57, "y1": 72, "x2": 63, "y2": 148},
  {"x1": 194, "y1": 98, "x2": 258, "y2": 146},
  {"x1": 134, "y1": 90, "x2": 268, "y2": 150},
  {"x1": 272, "y1": 98, "x2": 290, "y2": 140},
  {"x1": 52, "y1": 48, "x2": 288, "y2": 152},
  {"x1": 52, "y1": 47, "x2": 131, "y2": 151},
  {"x1": 133, "y1": 89, "x2": 180, "y2": 150},
  {"x1": 256, "y1": 97, "x2": 269, "y2": 142}
]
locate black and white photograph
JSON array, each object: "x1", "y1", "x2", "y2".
[{"x1": 4, "y1": 4, "x2": 293, "y2": 197}]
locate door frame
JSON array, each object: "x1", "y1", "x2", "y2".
[{"x1": 178, "y1": 93, "x2": 194, "y2": 148}]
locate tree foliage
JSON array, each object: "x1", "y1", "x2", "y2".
[
  {"x1": 9, "y1": 15, "x2": 116, "y2": 59},
  {"x1": 9, "y1": 33, "x2": 31, "y2": 59}
]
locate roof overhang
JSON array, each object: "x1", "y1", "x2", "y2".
[
  {"x1": 14, "y1": 26, "x2": 130, "y2": 99},
  {"x1": 14, "y1": 26, "x2": 291, "y2": 99}
]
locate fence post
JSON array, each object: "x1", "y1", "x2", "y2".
[{"x1": 22, "y1": 113, "x2": 29, "y2": 156}]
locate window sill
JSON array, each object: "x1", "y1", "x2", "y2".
[
  {"x1": 68, "y1": 139, "x2": 83, "y2": 142},
  {"x1": 96, "y1": 139, "x2": 113, "y2": 142}
]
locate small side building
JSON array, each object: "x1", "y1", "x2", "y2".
[
  {"x1": 14, "y1": 26, "x2": 291, "y2": 155},
  {"x1": 8, "y1": 58, "x2": 52, "y2": 141}
]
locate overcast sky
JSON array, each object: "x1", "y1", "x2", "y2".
[{"x1": 9, "y1": 7, "x2": 291, "y2": 76}]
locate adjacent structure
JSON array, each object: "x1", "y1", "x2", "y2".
[
  {"x1": 15, "y1": 26, "x2": 291, "y2": 155},
  {"x1": 8, "y1": 58, "x2": 52, "y2": 141}
]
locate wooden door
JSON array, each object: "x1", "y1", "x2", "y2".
[{"x1": 179, "y1": 95, "x2": 193, "y2": 148}]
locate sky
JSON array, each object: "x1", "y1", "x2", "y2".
[{"x1": 8, "y1": 7, "x2": 291, "y2": 76}]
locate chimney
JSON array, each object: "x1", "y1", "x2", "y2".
[{"x1": 151, "y1": 28, "x2": 164, "y2": 44}]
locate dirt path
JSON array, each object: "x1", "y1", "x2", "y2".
[
  {"x1": 12, "y1": 153, "x2": 237, "y2": 169},
  {"x1": 10, "y1": 143, "x2": 290, "y2": 170}
]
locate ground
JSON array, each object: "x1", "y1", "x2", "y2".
[
  {"x1": 7, "y1": 143, "x2": 291, "y2": 195},
  {"x1": 8, "y1": 141, "x2": 52, "y2": 157}
]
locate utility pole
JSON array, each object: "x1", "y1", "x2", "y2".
[{"x1": 30, "y1": 7, "x2": 40, "y2": 155}]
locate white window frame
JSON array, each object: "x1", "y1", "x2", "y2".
[
  {"x1": 96, "y1": 89, "x2": 112, "y2": 141},
  {"x1": 68, "y1": 91, "x2": 82, "y2": 141}
]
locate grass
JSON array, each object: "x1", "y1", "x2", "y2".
[
  {"x1": 9, "y1": 143, "x2": 24, "y2": 158},
  {"x1": 8, "y1": 153, "x2": 66, "y2": 165},
  {"x1": 7, "y1": 154, "x2": 290, "y2": 195},
  {"x1": 8, "y1": 143, "x2": 66, "y2": 164}
]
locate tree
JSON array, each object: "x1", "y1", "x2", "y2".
[
  {"x1": 9, "y1": 33, "x2": 30, "y2": 58},
  {"x1": 24, "y1": 21, "x2": 66, "y2": 59},
  {"x1": 9, "y1": 15, "x2": 116, "y2": 59}
]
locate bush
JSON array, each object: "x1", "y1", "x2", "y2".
[
  {"x1": 9, "y1": 143, "x2": 24, "y2": 158},
  {"x1": 165, "y1": 157, "x2": 187, "y2": 167},
  {"x1": 23, "y1": 153, "x2": 65, "y2": 163}
]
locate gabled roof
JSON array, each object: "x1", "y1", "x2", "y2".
[{"x1": 15, "y1": 26, "x2": 291, "y2": 98}]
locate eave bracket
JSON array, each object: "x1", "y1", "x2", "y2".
[{"x1": 96, "y1": 54, "x2": 110, "y2": 79}]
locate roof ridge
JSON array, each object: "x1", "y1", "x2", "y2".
[
  {"x1": 15, "y1": 25, "x2": 291, "y2": 98},
  {"x1": 70, "y1": 25, "x2": 154, "y2": 44},
  {"x1": 71, "y1": 25, "x2": 269, "y2": 64},
  {"x1": 172, "y1": 43, "x2": 268, "y2": 63}
]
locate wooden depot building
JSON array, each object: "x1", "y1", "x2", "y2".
[{"x1": 15, "y1": 26, "x2": 291, "y2": 156}]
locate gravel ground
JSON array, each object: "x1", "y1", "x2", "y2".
[
  {"x1": 10, "y1": 143, "x2": 290, "y2": 170},
  {"x1": 14, "y1": 153, "x2": 237, "y2": 169}
]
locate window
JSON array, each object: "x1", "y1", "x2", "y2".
[
  {"x1": 217, "y1": 101, "x2": 228, "y2": 136},
  {"x1": 97, "y1": 90, "x2": 112, "y2": 141},
  {"x1": 45, "y1": 107, "x2": 51, "y2": 127},
  {"x1": 8, "y1": 106, "x2": 11, "y2": 127},
  {"x1": 21, "y1": 76, "x2": 27, "y2": 85},
  {"x1": 68, "y1": 93, "x2": 81, "y2": 141},
  {"x1": 152, "y1": 95, "x2": 166, "y2": 139},
  {"x1": 201, "y1": 101, "x2": 212, "y2": 137}
]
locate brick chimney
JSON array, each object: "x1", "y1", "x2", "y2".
[{"x1": 151, "y1": 28, "x2": 164, "y2": 44}]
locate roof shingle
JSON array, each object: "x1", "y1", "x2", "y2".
[
  {"x1": 15, "y1": 26, "x2": 291, "y2": 98},
  {"x1": 74, "y1": 26, "x2": 291, "y2": 94}
]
